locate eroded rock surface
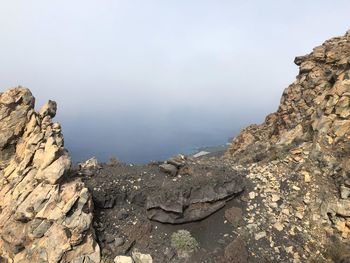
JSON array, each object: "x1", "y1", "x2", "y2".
[
  {"x1": 226, "y1": 30, "x2": 350, "y2": 262},
  {"x1": 0, "y1": 87, "x2": 100, "y2": 263},
  {"x1": 83, "y1": 156, "x2": 245, "y2": 262},
  {"x1": 146, "y1": 169, "x2": 244, "y2": 224}
]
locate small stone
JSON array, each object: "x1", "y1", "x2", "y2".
[
  {"x1": 295, "y1": 212, "x2": 303, "y2": 220},
  {"x1": 282, "y1": 208, "x2": 290, "y2": 215},
  {"x1": 255, "y1": 231, "x2": 267, "y2": 241},
  {"x1": 292, "y1": 185, "x2": 301, "y2": 191},
  {"x1": 293, "y1": 252, "x2": 300, "y2": 261},
  {"x1": 340, "y1": 185, "x2": 350, "y2": 199},
  {"x1": 271, "y1": 194, "x2": 280, "y2": 202},
  {"x1": 224, "y1": 207, "x2": 243, "y2": 227},
  {"x1": 167, "y1": 155, "x2": 186, "y2": 168},
  {"x1": 249, "y1": 192, "x2": 256, "y2": 199},
  {"x1": 285, "y1": 246, "x2": 294, "y2": 254},
  {"x1": 335, "y1": 221, "x2": 350, "y2": 238},
  {"x1": 132, "y1": 251, "x2": 153, "y2": 263},
  {"x1": 301, "y1": 171, "x2": 311, "y2": 183},
  {"x1": 114, "y1": 255, "x2": 134, "y2": 263},
  {"x1": 159, "y1": 163, "x2": 178, "y2": 176},
  {"x1": 312, "y1": 214, "x2": 320, "y2": 221},
  {"x1": 270, "y1": 202, "x2": 278, "y2": 209},
  {"x1": 273, "y1": 222, "x2": 284, "y2": 231},
  {"x1": 114, "y1": 237, "x2": 125, "y2": 247}
]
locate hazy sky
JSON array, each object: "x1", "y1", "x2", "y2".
[{"x1": 1, "y1": 1, "x2": 350, "y2": 162}]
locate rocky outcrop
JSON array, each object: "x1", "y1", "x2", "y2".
[
  {"x1": 226, "y1": 30, "x2": 350, "y2": 184},
  {"x1": 0, "y1": 87, "x2": 100, "y2": 262},
  {"x1": 227, "y1": 29, "x2": 350, "y2": 168},
  {"x1": 226, "y1": 30, "x2": 350, "y2": 261},
  {"x1": 146, "y1": 169, "x2": 244, "y2": 224},
  {"x1": 159, "y1": 155, "x2": 188, "y2": 177}
]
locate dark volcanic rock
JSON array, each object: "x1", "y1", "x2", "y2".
[
  {"x1": 93, "y1": 190, "x2": 119, "y2": 208},
  {"x1": 167, "y1": 154, "x2": 187, "y2": 168},
  {"x1": 159, "y1": 163, "x2": 178, "y2": 176},
  {"x1": 85, "y1": 158, "x2": 246, "y2": 261},
  {"x1": 146, "y1": 170, "x2": 244, "y2": 224}
]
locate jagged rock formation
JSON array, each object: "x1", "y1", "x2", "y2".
[
  {"x1": 0, "y1": 87, "x2": 100, "y2": 262},
  {"x1": 227, "y1": 30, "x2": 350, "y2": 168},
  {"x1": 227, "y1": 30, "x2": 350, "y2": 191},
  {"x1": 226, "y1": 30, "x2": 350, "y2": 261}
]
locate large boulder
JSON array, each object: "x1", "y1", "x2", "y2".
[
  {"x1": 146, "y1": 168, "x2": 244, "y2": 224},
  {"x1": 0, "y1": 87, "x2": 100, "y2": 262}
]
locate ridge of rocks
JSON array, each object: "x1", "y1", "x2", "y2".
[
  {"x1": 0, "y1": 87, "x2": 100, "y2": 263},
  {"x1": 227, "y1": 30, "x2": 350, "y2": 166},
  {"x1": 226, "y1": 30, "x2": 350, "y2": 262}
]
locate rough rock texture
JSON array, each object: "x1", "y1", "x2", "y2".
[
  {"x1": 146, "y1": 167, "x2": 244, "y2": 224},
  {"x1": 0, "y1": 87, "x2": 100, "y2": 262},
  {"x1": 114, "y1": 255, "x2": 134, "y2": 263},
  {"x1": 226, "y1": 30, "x2": 350, "y2": 261},
  {"x1": 227, "y1": 29, "x2": 350, "y2": 167},
  {"x1": 223, "y1": 237, "x2": 248, "y2": 263}
]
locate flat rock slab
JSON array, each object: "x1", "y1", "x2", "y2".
[{"x1": 146, "y1": 166, "x2": 245, "y2": 224}]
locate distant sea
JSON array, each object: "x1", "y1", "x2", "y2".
[
  {"x1": 64, "y1": 131, "x2": 233, "y2": 164},
  {"x1": 59, "y1": 112, "x2": 242, "y2": 164}
]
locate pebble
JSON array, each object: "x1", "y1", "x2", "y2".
[
  {"x1": 285, "y1": 246, "x2": 294, "y2": 254},
  {"x1": 282, "y1": 208, "x2": 290, "y2": 215},
  {"x1": 274, "y1": 222, "x2": 284, "y2": 231},
  {"x1": 271, "y1": 194, "x2": 280, "y2": 202},
  {"x1": 301, "y1": 171, "x2": 311, "y2": 183},
  {"x1": 249, "y1": 192, "x2": 256, "y2": 199},
  {"x1": 295, "y1": 212, "x2": 304, "y2": 220},
  {"x1": 292, "y1": 185, "x2": 301, "y2": 191},
  {"x1": 255, "y1": 231, "x2": 267, "y2": 240}
]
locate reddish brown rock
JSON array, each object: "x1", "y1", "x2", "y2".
[
  {"x1": 224, "y1": 237, "x2": 248, "y2": 263},
  {"x1": 224, "y1": 207, "x2": 243, "y2": 227}
]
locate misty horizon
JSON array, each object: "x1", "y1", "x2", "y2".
[{"x1": 1, "y1": 1, "x2": 350, "y2": 163}]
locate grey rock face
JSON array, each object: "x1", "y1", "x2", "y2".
[
  {"x1": 146, "y1": 171, "x2": 244, "y2": 224},
  {"x1": 159, "y1": 163, "x2": 178, "y2": 176}
]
